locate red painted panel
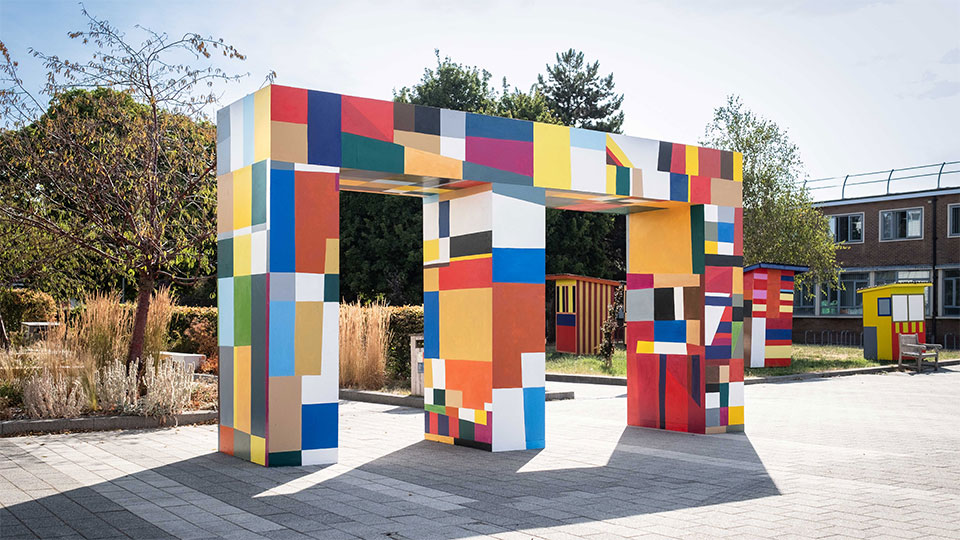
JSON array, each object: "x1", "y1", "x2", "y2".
[
  {"x1": 341, "y1": 95, "x2": 394, "y2": 142},
  {"x1": 556, "y1": 324, "x2": 576, "y2": 353},
  {"x1": 439, "y1": 258, "x2": 492, "y2": 290},
  {"x1": 295, "y1": 171, "x2": 339, "y2": 273},
  {"x1": 271, "y1": 85, "x2": 308, "y2": 124}
]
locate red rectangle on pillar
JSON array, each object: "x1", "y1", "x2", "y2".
[
  {"x1": 627, "y1": 353, "x2": 660, "y2": 428},
  {"x1": 295, "y1": 171, "x2": 339, "y2": 273},
  {"x1": 439, "y1": 258, "x2": 492, "y2": 290},
  {"x1": 271, "y1": 85, "x2": 308, "y2": 124},
  {"x1": 671, "y1": 143, "x2": 686, "y2": 174}
]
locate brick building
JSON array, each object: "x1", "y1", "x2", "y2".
[{"x1": 795, "y1": 162, "x2": 960, "y2": 348}]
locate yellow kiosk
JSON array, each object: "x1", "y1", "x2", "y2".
[{"x1": 860, "y1": 282, "x2": 931, "y2": 361}]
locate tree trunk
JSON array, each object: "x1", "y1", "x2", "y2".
[
  {"x1": 127, "y1": 271, "x2": 155, "y2": 368},
  {"x1": 0, "y1": 309, "x2": 9, "y2": 352}
]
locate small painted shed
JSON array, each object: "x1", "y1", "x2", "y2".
[
  {"x1": 547, "y1": 274, "x2": 622, "y2": 355},
  {"x1": 860, "y1": 282, "x2": 931, "y2": 361},
  {"x1": 743, "y1": 263, "x2": 808, "y2": 368}
]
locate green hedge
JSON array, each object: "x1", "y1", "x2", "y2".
[
  {"x1": 169, "y1": 306, "x2": 218, "y2": 352},
  {"x1": 0, "y1": 289, "x2": 58, "y2": 331},
  {"x1": 385, "y1": 305, "x2": 424, "y2": 381}
]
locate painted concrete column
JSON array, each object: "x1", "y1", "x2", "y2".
[
  {"x1": 218, "y1": 86, "x2": 341, "y2": 467},
  {"x1": 422, "y1": 183, "x2": 546, "y2": 451},
  {"x1": 625, "y1": 202, "x2": 744, "y2": 434}
]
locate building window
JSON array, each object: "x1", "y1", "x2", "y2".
[
  {"x1": 945, "y1": 269, "x2": 960, "y2": 317},
  {"x1": 828, "y1": 213, "x2": 863, "y2": 243},
  {"x1": 875, "y1": 270, "x2": 932, "y2": 316},
  {"x1": 949, "y1": 204, "x2": 960, "y2": 238},
  {"x1": 880, "y1": 208, "x2": 922, "y2": 241},
  {"x1": 820, "y1": 272, "x2": 869, "y2": 315},
  {"x1": 794, "y1": 282, "x2": 815, "y2": 316}
]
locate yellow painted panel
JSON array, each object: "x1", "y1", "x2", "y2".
[
  {"x1": 425, "y1": 433, "x2": 454, "y2": 444},
  {"x1": 405, "y1": 147, "x2": 462, "y2": 179},
  {"x1": 423, "y1": 358, "x2": 433, "y2": 388},
  {"x1": 423, "y1": 239, "x2": 439, "y2": 263},
  {"x1": 233, "y1": 234, "x2": 251, "y2": 277},
  {"x1": 606, "y1": 165, "x2": 617, "y2": 194},
  {"x1": 474, "y1": 409, "x2": 487, "y2": 425},
  {"x1": 627, "y1": 206, "x2": 692, "y2": 274},
  {"x1": 295, "y1": 302, "x2": 324, "y2": 376},
  {"x1": 234, "y1": 346, "x2": 250, "y2": 433},
  {"x1": 250, "y1": 436, "x2": 265, "y2": 466},
  {"x1": 233, "y1": 166, "x2": 252, "y2": 229},
  {"x1": 636, "y1": 341, "x2": 654, "y2": 354},
  {"x1": 450, "y1": 253, "x2": 491, "y2": 263},
  {"x1": 732, "y1": 267, "x2": 743, "y2": 294},
  {"x1": 733, "y1": 152, "x2": 743, "y2": 182},
  {"x1": 685, "y1": 145, "x2": 699, "y2": 176},
  {"x1": 765, "y1": 345, "x2": 792, "y2": 359},
  {"x1": 439, "y1": 288, "x2": 492, "y2": 362},
  {"x1": 534, "y1": 123, "x2": 572, "y2": 189},
  {"x1": 729, "y1": 406, "x2": 744, "y2": 425},
  {"x1": 780, "y1": 305, "x2": 793, "y2": 313},
  {"x1": 253, "y1": 87, "x2": 271, "y2": 161},
  {"x1": 325, "y1": 239, "x2": 339, "y2": 274},
  {"x1": 424, "y1": 268, "x2": 439, "y2": 292},
  {"x1": 653, "y1": 274, "x2": 700, "y2": 288},
  {"x1": 704, "y1": 241, "x2": 718, "y2": 255}
]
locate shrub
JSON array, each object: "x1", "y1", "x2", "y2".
[
  {"x1": 385, "y1": 305, "x2": 423, "y2": 381},
  {"x1": 182, "y1": 318, "x2": 218, "y2": 374},
  {"x1": 169, "y1": 306, "x2": 217, "y2": 352},
  {"x1": 23, "y1": 367, "x2": 86, "y2": 418},
  {"x1": 0, "y1": 288, "x2": 57, "y2": 331},
  {"x1": 340, "y1": 300, "x2": 391, "y2": 390},
  {"x1": 141, "y1": 356, "x2": 194, "y2": 417},
  {"x1": 97, "y1": 358, "x2": 141, "y2": 414}
]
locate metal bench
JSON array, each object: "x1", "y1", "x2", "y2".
[{"x1": 898, "y1": 334, "x2": 942, "y2": 371}]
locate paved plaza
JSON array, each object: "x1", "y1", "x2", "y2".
[{"x1": 2, "y1": 368, "x2": 960, "y2": 539}]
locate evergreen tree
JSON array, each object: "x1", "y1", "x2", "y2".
[{"x1": 538, "y1": 48, "x2": 625, "y2": 133}]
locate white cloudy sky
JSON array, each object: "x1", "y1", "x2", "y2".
[{"x1": 1, "y1": 0, "x2": 958, "y2": 182}]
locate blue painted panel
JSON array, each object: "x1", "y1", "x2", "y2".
[
  {"x1": 570, "y1": 127, "x2": 606, "y2": 150},
  {"x1": 439, "y1": 200, "x2": 450, "y2": 238},
  {"x1": 766, "y1": 328, "x2": 792, "y2": 341},
  {"x1": 705, "y1": 345, "x2": 731, "y2": 360},
  {"x1": 424, "y1": 291, "x2": 439, "y2": 358},
  {"x1": 556, "y1": 313, "x2": 576, "y2": 327},
  {"x1": 465, "y1": 113, "x2": 533, "y2": 141},
  {"x1": 653, "y1": 320, "x2": 686, "y2": 343},
  {"x1": 670, "y1": 173, "x2": 688, "y2": 202},
  {"x1": 523, "y1": 387, "x2": 545, "y2": 449},
  {"x1": 217, "y1": 278, "x2": 234, "y2": 347},
  {"x1": 243, "y1": 94, "x2": 255, "y2": 167},
  {"x1": 270, "y1": 168, "x2": 296, "y2": 272},
  {"x1": 268, "y1": 301, "x2": 296, "y2": 376},
  {"x1": 301, "y1": 403, "x2": 338, "y2": 450},
  {"x1": 492, "y1": 248, "x2": 545, "y2": 284},
  {"x1": 308, "y1": 91, "x2": 341, "y2": 167},
  {"x1": 717, "y1": 222, "x2": 735, "y2": 243}
]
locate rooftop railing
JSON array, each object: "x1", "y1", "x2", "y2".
[{"x1": 803, "y1": 161, "x2": 960, "y2": 202}]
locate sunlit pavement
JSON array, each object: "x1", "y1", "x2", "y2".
[{"x1": 2, "y1": 367, "x2": 959, "y2": 539}]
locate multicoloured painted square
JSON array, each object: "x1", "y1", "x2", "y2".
[
  {"x1": 743, "y1": 264, "x2": 807, "y2": 368},
  {"x1": 548, "y1": 275, "x2": 621, "y2": 355}
]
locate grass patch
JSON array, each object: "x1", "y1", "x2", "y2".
[
  {"x1": 545, "y1": 343, "x2": 960, "y2": 379},
  {"x1": 546, "y1": 345, "x2": 627, "y2": 377}
]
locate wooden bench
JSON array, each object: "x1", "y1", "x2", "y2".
[{"x1": 898, "y1": 334, "x2": 943, "y2": 371}]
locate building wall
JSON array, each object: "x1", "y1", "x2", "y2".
[{"x1": 795, "y1": 191, "x2": 960, "y2": 348}]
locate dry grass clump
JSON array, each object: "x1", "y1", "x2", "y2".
[
  {"x1": 22, "y1": 367, "x2": 86, "y2": 418},
  {"x1": 340, "y1": 300, "x2": 391, "y2": 390},
  {"x1": 143, "y1": 287, "x2": 174, "y2": 363},
  {"x1": 75, "y1": 291, "x2": 131, "y2": 369}
]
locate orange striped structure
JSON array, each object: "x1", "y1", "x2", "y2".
[{"x1": 547, "y1": 274, "x2": 622, "y2": 355}]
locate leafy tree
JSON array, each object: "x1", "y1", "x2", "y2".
[
  {"x1": 0, "y1": 8, "x2": 251, "y2": 367},
  {"x1": 395, "y1": 50, "x2": 499, "y2": 113},
  {"x1": 702, "y1": 95, "x2": 840, "y2": 286},
  {"x1": 538, "y1": 49, "x2": 624, "y2": 133}
]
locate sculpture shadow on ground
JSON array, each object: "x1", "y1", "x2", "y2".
[{"x1": 0, "y1": 415, "x2": 779, "y2": 539}]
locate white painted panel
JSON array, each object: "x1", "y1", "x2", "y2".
[
  {"x1": 492, "y1": 388, "x2": 525, "y2": 452},
  {"x1": 449, "y1": 191, "x2": 491, "y2": 237},
  {"x1": 295, "y1": 274, "x2": 325, "y2": 302},
  {"x1": 321, "y1": 302, "x2": 339, "y2": 380},
  {"x1": 422, "y1": 200, "x2": 439, "y2": 241},
  {"x1": 521, "y1": 352, "x2": 545, "y2": 388},
  {"x1": 301, "y1": 448, "x2": 338, "y2": 465},
  {"x1": 302, "y1": 375, "x2": 337, "y2": 405},
  {"x1": 728, "y1": 381, "x2": 745, "y2": 407},
  {"x1": 250, "y1": 230, "x2": 267, "y2": 275},
  {"x1": 492, "y1": 194, "x2": 544, "y2": 249},
  {"x1": 432, "y1": 358, "x2": 445, "y2": 389},
  {"x1": 440, "y1": 136, "x2": 465, "y2": 161},
  {"x1": 908, "y1": 294, "x2": 924, "y2": 322},
  {"x1": 891, "y1": 295, "x2": 908, "y2": 322},
  {"x1": 751, "y1": 317, "x2": 766, "y2": 368},
  {"x1": 570, "y1": 146, "x2": 606, "y2": 194}
]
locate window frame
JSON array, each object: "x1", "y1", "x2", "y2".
[
  {"x1": 819, "y1": 272, "x2": 870, "y2": 316},
  {"x1": 828, "y1": 212, "x2": 865, "y2": 244},
  {"x1": 879, "y1": 206, "x2": 924, "y2": 242},
  {"x1": 948, "y1": 203, "x2": 960, "y2": 238},
  {"x1": 943, "y1": 268, "x2": 960, "y2": 318}
]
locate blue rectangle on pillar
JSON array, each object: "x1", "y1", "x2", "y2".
[
  {"x1": 270, "y1": 168, "x2": 296, "y2": 272},
  {"x1": 308, "y1": 91, "x2": 341, "y2": 167},
  {"x1": 492, "y1": 248, "x2": 545, "y2": 284},
  {"x1": 268, "y1": 301, "x2": 296, "y2": 376},
  {"x1": 523, "y1": 387, "x2": 545, "y2": 449},
  {"x1": 301, "y1": 403, "x2": 338, "y2": 450},
  {"x1": 653, "y1": 320, "x2": 686, "y2": 342},
  {"x1": 556, "y1": 313, "x2": 576, "y2": 327},
  {"x1": 424, "y1": 291, "x2": 439, "y2": 358}
]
